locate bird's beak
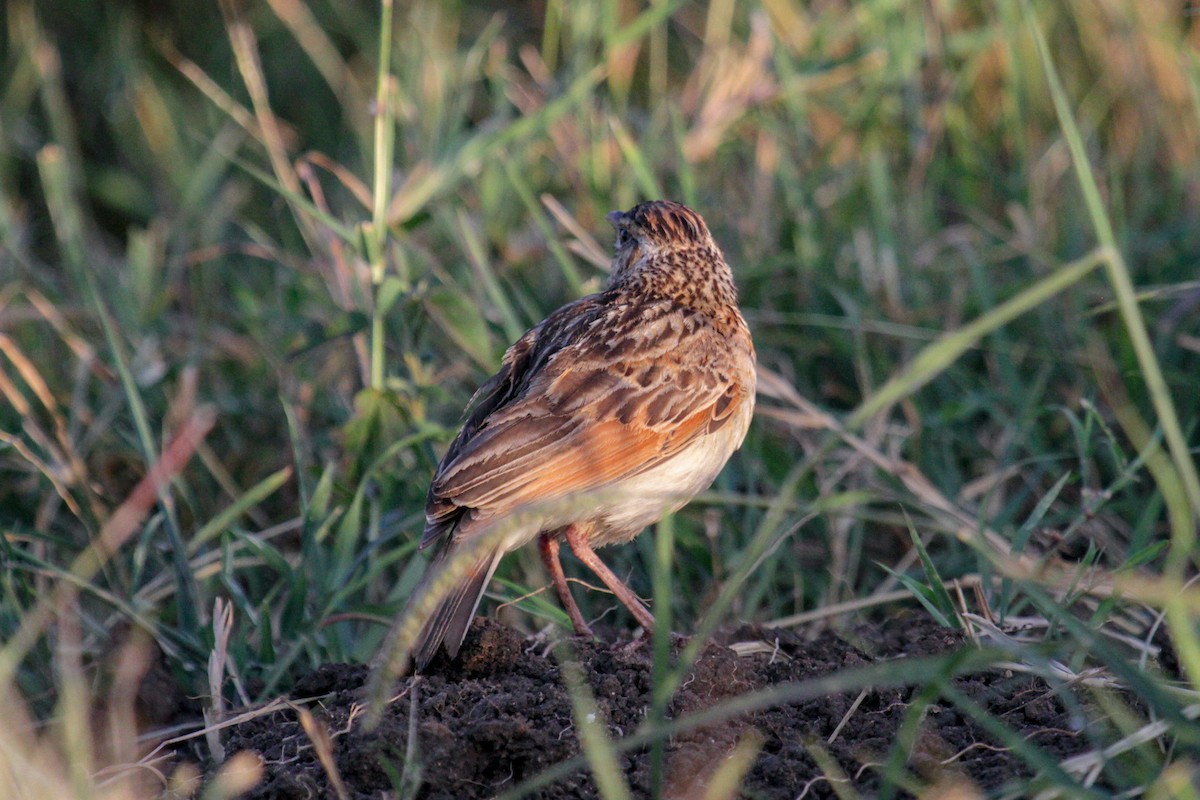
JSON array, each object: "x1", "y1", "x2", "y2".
[{"x1": 605, "y1": 211, "x2": 625, "y2": 228}]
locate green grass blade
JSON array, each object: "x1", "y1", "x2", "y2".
[
  {"x1": 607, "y1": 0, "x2": 687, "y2": 47},
  {"x1": 940, "y1": 681, "x2": 1107, "y2": 798},
  {"x1": 455, "y1": 208, "x2": 526, "y2": 342},
  {"x1": 188, "y1": 466, "x2": 293, "y2": 555},
  {"x1": 904, "y1": 517, "x2": 960, "y2": 629},
  {"x1": 386, "y1": 67, "x2": 605, "y2": 226},
  {"x1": 609, "y1": 115, "x2": 662, "y2": 199},
  {"x1": 503, "y1": 157, "x2": 585, "y2": 295},
  {"x1": 560, "y1": 657, "x2": 633, "y2": 800},
  {"x1": 368, "y1": 0, "x2": 397, "y2": 390},
  {"x1": 847, "y1": 248, "x2": 1108, "y2": 429},
  {"x1": 648, "y1": 512, "x2": 675, "y2": 795},
  {"x1": 38, "y1": 145, "x2": 201, "y2": 635},
  {"x1": 228, "y1": 155, "x2": 359, "y2": 243}
]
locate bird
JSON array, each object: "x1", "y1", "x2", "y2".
[{"x1": 408, "y1": 199, "x2": 756, "y2": 670}]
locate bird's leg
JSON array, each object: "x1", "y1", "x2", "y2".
[
  {"x1": 564, "y1": 524, "x2": 656, "y2": 632},
  {"x1": 538, "y1": 532, "x2": 593, "y2": 636}
]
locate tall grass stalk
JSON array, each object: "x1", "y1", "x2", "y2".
[
  {"x1": 369, "y1": 0, "x2": 398, "y2": 391},
  {"x1": 648, "y1": 513, "x2": 675, "y2": 796}
]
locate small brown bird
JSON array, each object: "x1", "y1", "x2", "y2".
[{"x1": 410, "y1": 200, "x2": 756, "y2": 669}]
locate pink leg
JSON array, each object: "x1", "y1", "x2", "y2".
[
  {"x1": 538, "y1": 532, "x2": 593, "y2": 636},
  {"x1": 564, "y1": 524, "x2": 656, "y2": 631}
]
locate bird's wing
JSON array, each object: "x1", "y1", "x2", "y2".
[
  {"x1": 419, "y1": 295, "x2": 601, "y2": 549},
  {"x1": 422, "y1": 294, "x2": 751, "y2": 547}
]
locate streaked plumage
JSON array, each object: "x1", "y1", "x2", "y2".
[{"x1": 410, "y1": 200, "x2": 756, "y2": 669}]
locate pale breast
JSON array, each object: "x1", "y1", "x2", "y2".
[{"x1": 582, "y1": 382, "x2": 754, "y2": 547}]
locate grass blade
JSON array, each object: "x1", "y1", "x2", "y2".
[
  {"x1": 188, "y1": 467, "x2": 294, "y2": 555},
  {"x1": 847, "y1": 248, "x2": 1108, "y2": 430},
  {"x1": 1023, "y1": 0, "x2": 1200, "y2": 687},
  {"x1": 560, "y1": 657, "x2": 633, "y2": 800}
]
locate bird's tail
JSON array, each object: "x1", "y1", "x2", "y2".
[{"x1": 410, "y1": 542, "x2": 503, "y2": 672}]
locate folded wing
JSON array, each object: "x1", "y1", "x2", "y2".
[{"x1": 423, "y1": 295, "x2": 747, "y2": 547}]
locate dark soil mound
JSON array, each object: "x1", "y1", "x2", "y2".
[{"x1": 217, "y1": 615, "x2": 1087, "y2": 798}]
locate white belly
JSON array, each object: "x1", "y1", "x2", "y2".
[{"x1": 585, "y1": 429, "x2": 742, "y2": 545}]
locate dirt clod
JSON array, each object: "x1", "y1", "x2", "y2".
[{"x1": 217, "y1": 615, "x2": 1087, "y2": 798}]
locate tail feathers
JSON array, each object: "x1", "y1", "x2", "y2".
[{"x1": 411, "y1": 545, "x2": 503, "y2": 671}]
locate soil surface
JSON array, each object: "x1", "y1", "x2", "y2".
[{"x1": 213, "y1": 615, "x2": 1088, "y2": 798}]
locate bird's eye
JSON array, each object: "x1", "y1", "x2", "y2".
[{"x1": 615, "y1": 229, "x2": 630, "y2": 247}]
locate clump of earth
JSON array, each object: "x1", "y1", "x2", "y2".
[{"x1": 208, "y1": 614, "x2": 1088, "y2": 798}]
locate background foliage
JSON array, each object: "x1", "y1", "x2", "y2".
[{"x1": 1, "y1": 0, "x2": 1198, "y2": 796}]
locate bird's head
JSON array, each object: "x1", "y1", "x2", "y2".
[{"x1": 606, "y1": 200, "x2": 717, "y2": 282}]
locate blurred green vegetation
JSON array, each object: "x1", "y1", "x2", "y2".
[{"x1": 1, "y1": 0, "x2": 1199, "y2": 795}]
